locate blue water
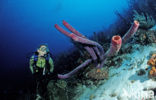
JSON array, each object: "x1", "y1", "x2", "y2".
[{"x1": 0, "y1": 0, "x2": 128, "y2": 92}]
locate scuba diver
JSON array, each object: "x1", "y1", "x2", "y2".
[{"x1": 29, "y1": 44, "x2": 54, "y2": 100}]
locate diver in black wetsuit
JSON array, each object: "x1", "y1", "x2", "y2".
[{"x1": 29, "y1": 44, "x2": 54, "y2": 99}]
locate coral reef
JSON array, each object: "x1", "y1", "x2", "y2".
[
  {"x1": 105, "y1": 0, "x2": 156, "y2": 40},
  {"x1": 147, "y1": 52, "x2": 156, "y2": 78},
  {"x1": 54, "y1": 20, "x2": 139, "y2": 79},
  {"x1": 47, "y1": 80, "x2": 69, "y2": 100},
  {"x1": 133, "y1": 10, "x2": 155, "y2": 30},
  {"x1": 45, "y1": 1, "x2": 156, "y2": 99},
  {"x1": 133, "y1": 29, "x2": 156, "y2": 45},
  {"x1": 85, "y1": 67, "x2": 108, "y2": 80}
]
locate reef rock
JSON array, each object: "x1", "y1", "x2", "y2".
[
  {"x1": 85, "y1": 67, "x2": 109, "y2": 80},
  {"x1": 133, "y1": 29, "x2": 156, "y2": 45}
]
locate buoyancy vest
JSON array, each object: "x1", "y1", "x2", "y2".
[{"x1": 33, "y1": 53, "x2": 51, "y2": 75}]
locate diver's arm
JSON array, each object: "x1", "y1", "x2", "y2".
[
  {"x1": 29, "y1": 56, "x2": 34, "y2": 74},
  {"x1": 49, "y1": 57, "x2": 54, "y2": 73}
]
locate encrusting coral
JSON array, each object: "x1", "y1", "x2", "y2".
[
  {"x1": 147, "y1": 53, "x2": 156, "y2": 78},
  {"x1": 54, "y1": 20, "x2": 139, "y2": 79},
  {"x1": 85, "y1": 67, "x2": 109, "y2": 80},
  {"x1": 133, "y1": 29, "x2": 156, "y2": 45}
]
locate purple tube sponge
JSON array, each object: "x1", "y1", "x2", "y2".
[
  {"x1": 55, "y1": 20, "x2": 139, "y2": 79},
  {"x1": 122, "y1": 20, "x2": 140, "y2": 44},
  {"x1": 58, "y1": 59, "x2": 92, "y2": 79},
  {"x1": 105, "y1": 35, "x2": 122, "y2": 57},
  {"x1": 97, "y1": 35, "x2": 122, "y2": 68},
  {"x1": 55, "y1": 23, "x2": 98, "y2": 61}
]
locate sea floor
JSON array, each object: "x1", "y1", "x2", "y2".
[{"x1": 76, "y1": 43, "x2": 156, "y2": 100}]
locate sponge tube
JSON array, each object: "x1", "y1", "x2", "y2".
[
  {"x1": 122, "y1": 20, "x2": 139, "y2": 44},
  {"x1": 97, "y1": 35, "x2": 122, "y2": 68},
  {"x1": 105, "y1": 35, "x2": 122, "y2": 57}
]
